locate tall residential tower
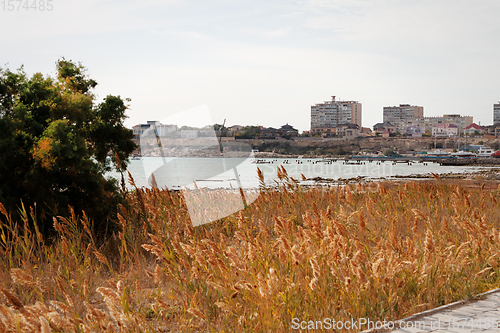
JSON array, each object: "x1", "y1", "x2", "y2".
[
  {"x1": 383, "y1": 104, "x2": 423, "y2": 132},
  {"x1": 311, "y1": 96, "x2": 362, "y2": 130},
  {"x1": 494, "y1": 102, "x2": 500, "y2": 124}
]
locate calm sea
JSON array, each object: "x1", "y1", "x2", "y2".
[{"x1": 106, "y1": 157, "x2": 489, "y2": 190}]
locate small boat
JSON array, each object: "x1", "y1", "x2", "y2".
[
  {"x1": 477, "y1": 147, "x2": 496, "y2": 157},
  {"x1": 428, "y1": 150, "x2": 449, "y2": 156},
  {"x1": 252, "y1": 159, "x2": 272, "y2": 164},
  {"x1": 451, "y1": 151, "x2": 476, "y2": 158}
]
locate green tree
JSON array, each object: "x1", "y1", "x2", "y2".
[
  {"x1": 0, "y1": 59, "x2": 136, "y2": 234},
  {"x1": 383, "y1": 148, "x2": 399, "y2": 156},
  {"x1": 213, "y1": 123, "x2": 224, "y2": 132},
  {"x1": 242, "y1": 125, "x2": 261, "y2": 137}
]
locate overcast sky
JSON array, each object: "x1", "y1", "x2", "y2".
[{"x1": 2, "y1": 0, "x2": 499, "y2": 132}]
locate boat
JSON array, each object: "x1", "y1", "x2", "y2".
[
  {"x1": 252, "y1": 159, "x2": 272, "y2": 164},
  {"x1": 477, "y1": 147, "x2": 496, "y2": 157},
  {"x1": 451, "y1": 150, "x2": 476, "y2": 158},
  {"x1": 428, "y1": 149, "x2": 449, "y2": 156}
]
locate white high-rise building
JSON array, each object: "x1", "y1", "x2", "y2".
[
  {"x1": 310, "y1": 96, "x2": 362, "y2": 130},
  {"x1": 494, "y1": 102, "x2": 500, "y2": 124},
  {"x1": 383, "y1": 104, "x2": 423, "y2": 132}
]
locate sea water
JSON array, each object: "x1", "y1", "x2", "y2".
[{"x1": 107, "y1": 157, "x2": 490, "y2": 190}]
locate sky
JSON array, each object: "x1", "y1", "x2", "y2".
[{"x1": 1, "y1": 0, "x2": 500, "y2": 132}]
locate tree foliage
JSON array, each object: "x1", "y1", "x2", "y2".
[
  {"x1": 242, "y1": 125, "x2": 261, "y2": 137},
  {"x1": 0, "y1": 59, "x2": 136, "y2": 234},
  {"x1": 383, "y1": 148, "x2": 399, "y2": 156}
]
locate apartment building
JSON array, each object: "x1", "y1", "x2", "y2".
[
  {"x1": 383, "y1": 104, "x2": 423, "y2": 132},
  {"x1": 132, "y1": 121, "x2": 178, "y2": 139},
  {"x1": 494, "y1": 102, "x2": 500, "y2": 124},
  {"x1": 415, "y1": 114, "x2": 472, "y2": 131},
  {"x1": 311, "y1": 96, "x2": 362, "y2": 130}
]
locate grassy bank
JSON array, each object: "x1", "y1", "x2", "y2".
[{"x1": 1, "y1": 172, "x2": 500, "y2": 332}]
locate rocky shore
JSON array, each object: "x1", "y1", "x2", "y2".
[
  {"x1": 301, "y1": 168, "x2": 500, "y2": 187},
  {"x1": 438, "y1": 157, "x2": 500, "y2": 166}
]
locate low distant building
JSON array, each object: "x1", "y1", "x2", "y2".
[
  {"x1": 485, "y1": 123, "x2": 500, "y2": 138},
  {"x1": 432, "y1": 123, "x2": 458, "y2": 137},
  {"x1": 310, "y1": 126, "x2": 336, "y2": 135},
  {"x1": 309, "y1": 123, "x2": 363, "y2": 138},
  {"x1": 416, "y1": 114, "x2": 472, "y2": 131},
  {"x1": 279, "y1": 124, "x2": 299, "y2": 137},
  {"x1": 359, "y1": 127, "x2": 373, "y2": 136},
  {"x1": 227, "y1": 125, "x2": 244, "y2": 134},
  {"x1": 261, "y1": 127, "x2": 280, "y2": 138},
  {"x1": 132, "y1": 121, "x2": 177, "y2": 139},
  {"x1": 261, "y1": 124, "x2": 299, "y2": 138},
  {"x1": 464, "y1": 123, "x2": 485, "y2": 135},
  {"x1": 406, "y1": 125, "x2": 424, "y2": 137},
  {"x1": 335, "y1": 123, "x2": 360, "y2": 138},
  {"x1": 373, "y1": 121, "x2": 397, "y2": 134},
  {"x1": 181, "y1": 129, "x2": 199, "y2": 138},
  {"x1": 132, "y1": 124, "x2": 150, "y2": 139}
]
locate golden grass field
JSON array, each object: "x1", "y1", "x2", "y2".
[{"x1": 1, "y1": 168, "x2": 500, "y2": 332}]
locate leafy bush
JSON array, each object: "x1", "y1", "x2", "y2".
[{"x1": 0, "y1": 59, "x2": 136, "y2": 234}]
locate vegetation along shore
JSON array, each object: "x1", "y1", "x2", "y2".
[
  {"x1": 1, "y1": 169, "x2": 500, "y2": 332},
  {"x1": 2, "y1": 60, "x2": 500, "y2": 332}
]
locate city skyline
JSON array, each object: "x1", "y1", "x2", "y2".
[{"x1": 2, "y1": 0, "x2": 500, "y2": 132}]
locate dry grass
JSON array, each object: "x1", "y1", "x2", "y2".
[{"x1": 1, "y1": 169, "x2": 500, "y2": 332}]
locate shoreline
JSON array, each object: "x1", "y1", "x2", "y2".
[
  {"x1": 296, "y1": 167, "x2": 500, "y2": 189},
  {"x1": 167, "y1": 169, "x2": 500, "y2": 191}
]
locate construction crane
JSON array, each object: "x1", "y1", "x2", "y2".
[{"x1": 217, "y1": 119, "x2": 226, "y2": 155}]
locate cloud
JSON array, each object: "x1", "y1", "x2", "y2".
[
  {"x1": 302, "y1": 0, "x2": 500, "y2": 44},
  {"x1": 150, "y1": 28, "x2": 213, "y2": 42},
  {"x1": 0, "y1": 0, "x2": 185, "y2": 43},
  {"x1": 243, "y1": 27, "x2": 292, "y2": 39},
  {"x1": 4, "y1": 0, "x2": 500, "y2": 131}
]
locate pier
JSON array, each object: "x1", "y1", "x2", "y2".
[
  {"x1": 341, "y1": 156, "x2": 500, "y2": 166},
  {"x1": 251, "y1": 156, "x2": 500, "y2": 167}
]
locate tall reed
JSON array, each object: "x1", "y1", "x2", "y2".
[{"x1": 0, "y1": 172, "x2": 499, "y2": 332}]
